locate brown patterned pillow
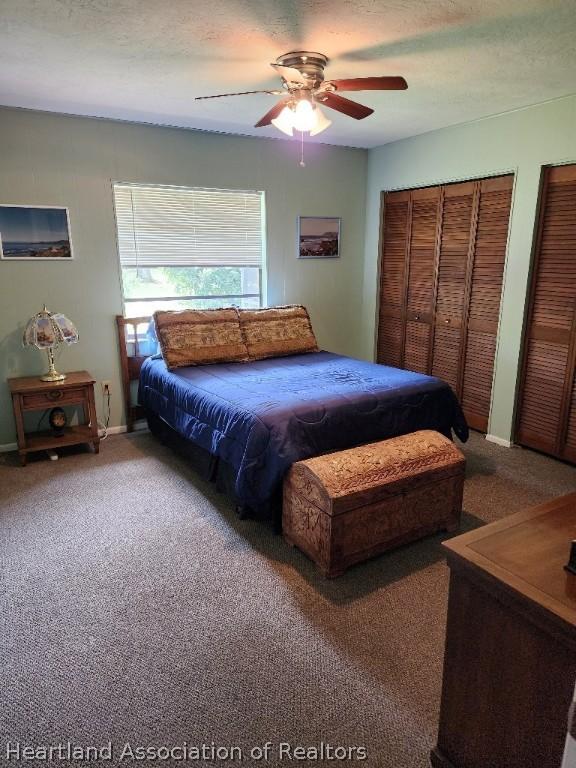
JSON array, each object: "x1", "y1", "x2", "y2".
[
  {"x1": 154, "y1": 308, "x2": 248, "y2": 369},
  {"x1": 239, "y1": 305, "x2": 319, "y2": 361}
]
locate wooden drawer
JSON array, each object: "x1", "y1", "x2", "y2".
[{"x1": 21, "y1": 387, "x2": 86, "y2": 410}]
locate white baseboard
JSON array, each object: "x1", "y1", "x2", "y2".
[
  {"x1": 99, "y1": 421, "x2": 147, "y2": 437},
  {"x1": 486, "y1": 433, "x2": 514, "y2": 448},
  {"x1": 99, "y1": 424, "x2": 127, "y2": 437},
  {"x1": 0, "y1": 441, "x2": 17, "y2": 453}
]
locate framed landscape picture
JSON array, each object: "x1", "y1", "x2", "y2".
[
  {"x1": 298, "y1": 216, "x2": 341, "y2": 259},
  {"x1": 0, "y1": 205, "x2": 73, "y2": 260}
]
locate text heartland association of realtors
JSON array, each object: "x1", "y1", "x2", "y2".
[{"x1": 4, "y1": 742, "x2": 368, "y2": 762}]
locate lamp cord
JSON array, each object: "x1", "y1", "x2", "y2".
[{"x1": 98, "y1": 389, "x2": 111, "y2": 440}]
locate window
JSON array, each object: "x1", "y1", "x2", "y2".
[{"x1": 113, "y1": 182, "x2": 265, "y2": 317}]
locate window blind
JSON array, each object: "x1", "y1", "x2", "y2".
[{"x1": 113, "y1": 183, "x2": 264, "y2": 268}]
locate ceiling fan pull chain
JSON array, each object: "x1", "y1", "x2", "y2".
[{"x1": 299, "y1": 130, "x2": 306, "y2": 168}]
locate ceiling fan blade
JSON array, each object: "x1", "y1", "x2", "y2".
[
  {"x1": 318, "y1": 92, "x2": 374, "y2": 120},
  {"x1": 270, "y1": 63, "x2": 308, "y2": 85},
  {"x1": 327, "y1": 76, "x2": 408, "y2": 92},
  {"x1": 195, "y1": 90, "x2": 281, "y2": 100},
  {"x1": 254, "y1": 99, "x2": 290, "y2": 127}
]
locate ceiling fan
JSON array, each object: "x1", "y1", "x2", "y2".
[{"x1": 195, "y1": 51, "x2": 408, "y2": 137}]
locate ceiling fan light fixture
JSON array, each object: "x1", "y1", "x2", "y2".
[
  {"x1": 197, "y1": 50, "x2": 409, "y2": 144},
  {"x1": 309, "y1": 105, "x2": 332, "y2": 136},
  {"x1": 270, "y1": 101, "x2": 331, "y2": 138},
  {"x1": 292, "y1": 99, "x2": 315, "y2": 132},
  {"x1": 271, "y1": 106, "x2": 295, "y2": 136}
]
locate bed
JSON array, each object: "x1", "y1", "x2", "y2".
[{"x1": 136, "y1": 348, "x2": 468, "y2": 522}]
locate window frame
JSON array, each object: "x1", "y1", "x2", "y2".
[{"x1": 112, "y1": 181, "x2": 267, "y2": 316}]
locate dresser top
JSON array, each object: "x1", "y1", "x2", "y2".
[
  {"x1": 8, "y1": 370, "x2": 95, "y2": 393},
  {"x1": 444, "y1": 492, "x2": 576, "y2": 628}
]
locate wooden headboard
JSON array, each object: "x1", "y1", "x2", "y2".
[{"x1": 116, "y1": 315, "x2": 154, "y2": 432}]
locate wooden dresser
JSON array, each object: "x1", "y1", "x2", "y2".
[{"x1": 432, "y1": 493, "x2": 576, "y2": 768}]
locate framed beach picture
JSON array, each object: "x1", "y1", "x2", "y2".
[
  {"x1": 0, "y1": 205, "x2": 73, "y2": 260},
  {"x1": 298, "y1": 216, "x2": 341, "y2": 259}
]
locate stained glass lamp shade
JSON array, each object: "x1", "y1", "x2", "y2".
[{"x1": 23, "y1": 306, "x2": 79, "y2": 382}]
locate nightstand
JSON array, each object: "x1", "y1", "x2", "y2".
[{"x1": 9, "y1": 371, "x2": 100, "y2": 466}]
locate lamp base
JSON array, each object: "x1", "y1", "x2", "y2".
[
  {"x1": 41, "y1": 346, "x2": 66, "y2": 382},
  {"x1": 41, "y1": 371, "x2": 66, "y2": 382}
]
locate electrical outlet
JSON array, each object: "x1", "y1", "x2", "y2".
[{"x1": 101, "y1": 380, "x2": 112, "y2": 395}]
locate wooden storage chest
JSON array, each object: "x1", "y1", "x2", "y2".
[{"x1": 283, "y1": 430, "x2": 466, "y2": 577}]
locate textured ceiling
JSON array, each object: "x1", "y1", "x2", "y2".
[{"x1": 0, "y1": 0, "x2": 575, "y2": 148}]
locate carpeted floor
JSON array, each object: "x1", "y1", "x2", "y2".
[{"x1": 1, "y1": 431, "x2": 575, "y2": 767}]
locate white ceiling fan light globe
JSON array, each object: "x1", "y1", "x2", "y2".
[
  {"x1": 292, "y1": 99, "x2": 315, "y2": 132},
  {"x1": 271, "y1": 106, "x2": 295, "y2": 136},
  {"x1": 309, "y1": 105, "x2": 332, "y2": 136}
]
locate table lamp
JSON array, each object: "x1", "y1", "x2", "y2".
[{"x1": 23, "y1": 305, "x2": 79, "y2": 382}]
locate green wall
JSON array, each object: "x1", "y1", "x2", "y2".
[
  {"x1": 0, "y1": 107, "x2": 367, "y2": 446},
  {"x1": 3, "y1": 95, "x2": 575, "y2": 450},
  {"x1": 363, "y1": 94, "x2": 576, "y2": 444}
]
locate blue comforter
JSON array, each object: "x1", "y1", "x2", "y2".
[{"x1": 139, "y1": 352, "x2": 468, "y2": 513}]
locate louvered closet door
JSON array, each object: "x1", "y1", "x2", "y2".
[
  {"x1": 404, "y1": 187, "x2": 441, "y2": 373},
  {"x1": 517, "y1": 165, "x2": 576, "y2": 459},
  {"x1": 377, "y1": 175, "x2": 512, "y2": 432},
  {"x1": 431, "y1": 182, "x2": 476, "y2": 392},
  {"x1": 461, "y1": 175, "x2": 514, "y2": 431},
  {"x1": 377, "y1": 191, "x2": 409, "y2": 367},
  {"x1": 517, "y1": 166, "x2": 576, "y2": 457},
  {"x1": 558, "y1": 172, "x2": 576, "y2": 461},
  {"x1": 565, "y1": 377, "x2": 576, "y2": 463}
]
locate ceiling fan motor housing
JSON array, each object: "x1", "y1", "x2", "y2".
[
  {"x1": 275, "y1": 51, "x2": 329, "y2": 87},
  {"x1": 195, "y1": 51, "x2": 407, "y2": 132}
]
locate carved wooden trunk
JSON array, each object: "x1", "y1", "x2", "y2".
[{"x1": 283, "y1": 430, "x2": 466, "y2": 578}]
